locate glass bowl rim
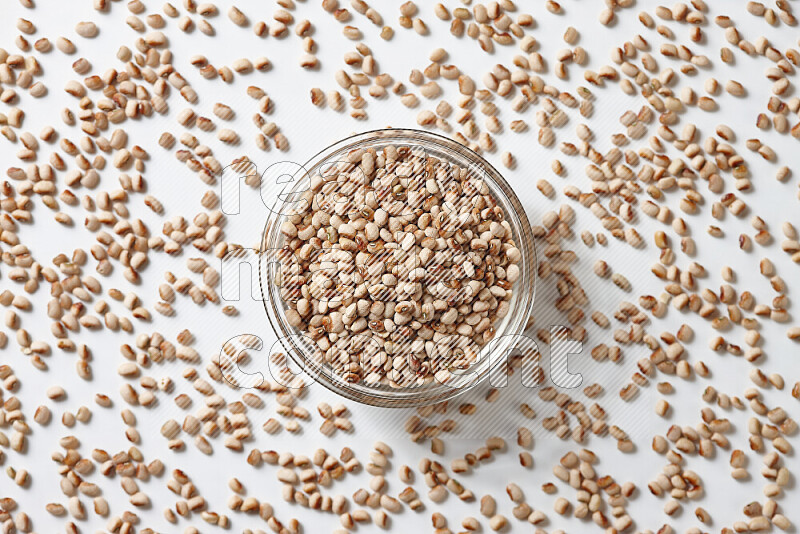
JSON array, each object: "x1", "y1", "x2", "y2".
[{"x1": 259, "y1": 128, "x2": 537, "y2": 408}]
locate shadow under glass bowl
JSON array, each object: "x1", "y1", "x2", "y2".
[{"x1": 260, "y1": 128, "x2": 536, "y2": 408}]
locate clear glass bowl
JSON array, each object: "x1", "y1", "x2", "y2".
[{"x1": 260, "y1": 129, "x2": 536, "y2": 407}]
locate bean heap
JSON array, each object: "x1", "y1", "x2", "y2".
[{"x1": 278, "y1": 144, "x2": 521, "y2": 388}]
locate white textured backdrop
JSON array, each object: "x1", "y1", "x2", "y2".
[{"x1": 1, "y1": 0, "x2": 799, "y2": 533}]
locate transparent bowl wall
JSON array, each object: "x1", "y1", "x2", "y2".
[{"x1": 261, "y1": 129, "x2": 536, "y2": 408}]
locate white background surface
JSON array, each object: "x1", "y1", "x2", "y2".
[{"x1": 1, "y1": 0, "x2": 799, "y2": 533}]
